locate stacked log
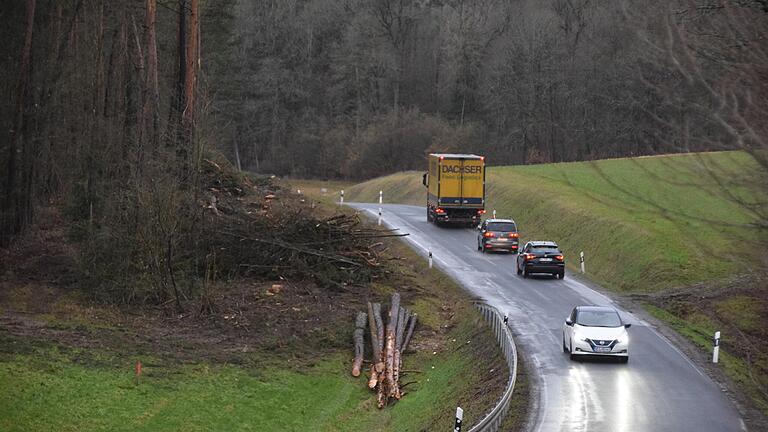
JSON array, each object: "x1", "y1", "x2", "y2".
[
  {"x1": 352, "y1": 292, "x2": 418, "y2": 408},
  {"x1": 352, "y1": 311, "x2": 367, "y2": 377}
]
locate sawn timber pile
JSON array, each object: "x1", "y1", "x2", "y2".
[{"x1": 351, "y1": 293, "x2": 417, "y2": 408}]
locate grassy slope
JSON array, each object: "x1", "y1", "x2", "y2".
[
  {"x1": 0, "y1": 334, "x2": 491, "y2": 432},
  {"x1": 0, "y1": 202, "x2": 507, "y2": 432},
  {"x1": 348, "y1": 151, "x2": 767, "y2": 293},
  {"x1": 347, "y1": 151, "x2": 768, "y2": 417}
]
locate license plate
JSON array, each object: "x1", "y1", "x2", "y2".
[
  {"x1": 540, "y1": 258, "x2": 552, "y2": 262},
  {"x1": 594, "y1": 347, "x2": 611, "y2": 353},
  {"x1": 498, "y1": 238, "x2": 508, "y2": 242}
]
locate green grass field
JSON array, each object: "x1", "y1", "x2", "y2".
[
  {"x1": 0, "y1": 343, "x2": 486, "y2": 432},
  {"x1": 348, "y1": 151, "x2": 767, "y2": 293}
]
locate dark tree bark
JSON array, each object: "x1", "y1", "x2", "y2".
[
  {"x1": 2, "y1": 0, "x2": 36, "y2": 245},
  {"x1": 143, "y1": 0, "x2": 161, "y2": 150}
]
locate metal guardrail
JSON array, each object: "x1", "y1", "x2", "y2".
[{"x1": 467, "y1": 302, "x2": 518, "y2": 432}]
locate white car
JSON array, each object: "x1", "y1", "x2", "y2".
[{"x1": 563, "y1": 306, "x2": 631, "y2": 363}]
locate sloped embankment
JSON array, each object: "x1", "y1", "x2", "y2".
[{"x1": 347, "y1": 151, "x2": 768, "y2": 416}]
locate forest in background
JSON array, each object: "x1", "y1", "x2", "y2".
[
  {"x1": 205, "y1": 0, "x2": 768, "y2": 179},
  {"x1": 1, "y1": 0, "x2": 767, "y2": 274}
]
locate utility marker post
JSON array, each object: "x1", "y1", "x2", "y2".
[
  {"x1": 428, "y1": 250, "x2": 433, "y2": 269},
  {"x1": 580, "y1": 251, "x2": 585, "y2": 274},
  {"x1": 454, "y1": 406, "x2": 463, "y2": 432},
  {"x1": 713, "y1": 331, "x2": 721, "y2": 363},
  {"x1": 378, "y1": 190, "x2": 383, "y2": 226},
  {"x1": 340, "y1": 190, "x2": 344, "y2": 206}
]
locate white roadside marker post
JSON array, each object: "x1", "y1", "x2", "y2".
[
  {"x1": 713, "y1": 331, "x2": 721, "y2": 363},
  {"x1": 580, "y1": 251, "x2": 585, "y2": 274},
  {"x1": 297, "y1": 189, "x2": 301, "y2": 194},
  {"x1": 378, "y1": 190, "x2": 383, "y2": 226},
  {"x1": 454, "y1": 407, "x2": 463, "y2": 432},
  {"x1": 428, "y1": 250, "x2": 433, "y2": 269},
  {"x1": 492, "y1": 209, "x2": 496, "y2": 218},
  {"x1": 340, "y1": 190, "x2": 344, "y2": 206}
]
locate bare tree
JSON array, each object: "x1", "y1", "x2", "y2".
[
  {"x1": 626, "y1": 0, "x2": 768, "y2": 226},
  {"x1": 2, "y1": 0, "x2": 36, "y2": 245}
]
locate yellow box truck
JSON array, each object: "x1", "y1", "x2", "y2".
[{"x1": 422, "y1": 153, "x2": 486, "y2": 226}]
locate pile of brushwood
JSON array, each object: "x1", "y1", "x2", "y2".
[
  {"x1": 352, "y1": 293, "x2": 418, "y2": 407},
  {"x1": 198, "y1": 158, "x2": 406, "y2": 291},
  {"x1": 78, "y1": 153, "x2": 405, "y2": 309}
]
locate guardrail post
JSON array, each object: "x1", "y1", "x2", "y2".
[{"x1": 713, "y1": 331, "x2": 721, "y2": 363}]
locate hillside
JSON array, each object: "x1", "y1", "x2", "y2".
[
  {"x1": 347, "y1": 151, "x2": 768, "y2": 414},
  {"x1": 348, "y1": 151, "x2": 767, "y2": 293},
  {"x1": 0, "y1": 166, "x2": 511, "y2": 431}
]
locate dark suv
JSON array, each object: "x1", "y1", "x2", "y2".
[
  {"x1": 476, "y1": 219, "x2": 519, "y2": 253},
  {"x1": 516, "y1": 241, "x2": 565, "y2": 278}
]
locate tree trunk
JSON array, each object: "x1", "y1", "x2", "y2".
[
  {"x1": 367, "y1": 302, "x2": 382, "y2": 363},
  {"x1": 352, "y1": 311, "x2": 367, "y2": 377},
  {"x1": 2, "y1": 0, "x2": 36, "y2": 245},
  {"x1": 180, "y1": 0, "x2": 199, "y2": 167},
  {"x1": 144, "y1": 0, "x2": 160, "y2": 149},
  {"x1": 402, "y1": 313, "x2": 417, "y2": 353}
]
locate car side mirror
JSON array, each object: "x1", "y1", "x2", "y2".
[
  {"x1": 565, "y1": 319, "x2": 574, "y2": 326},
  {"x1": 624, "y1": 323, "x2": 632, "y2": 328}
]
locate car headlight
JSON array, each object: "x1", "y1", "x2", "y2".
[
  {"x1": 573, "y1": 332, "x2": 588, "y2": 342},
  {"x1": 616, "y1": 334, "x2": 629, "y2": 344}
]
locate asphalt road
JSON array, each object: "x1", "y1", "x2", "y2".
[{"x1": 350, "y1": 203, "x2": 746, "y2": 432}]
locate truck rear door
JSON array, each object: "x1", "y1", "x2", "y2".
[
  {"x1": 439, "y1": 159, "x2": 462, "y2": 206},
  {"x1": 460, "y1": 159, "x2": 484, "y2": 207}
]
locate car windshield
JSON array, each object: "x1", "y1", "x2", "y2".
[
  {"x1": 576, "y1": 310, "x2": 622, "y2": 327},
  {"x1": 488, "y1": 222, "x2": 516, "y2": 232}
]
